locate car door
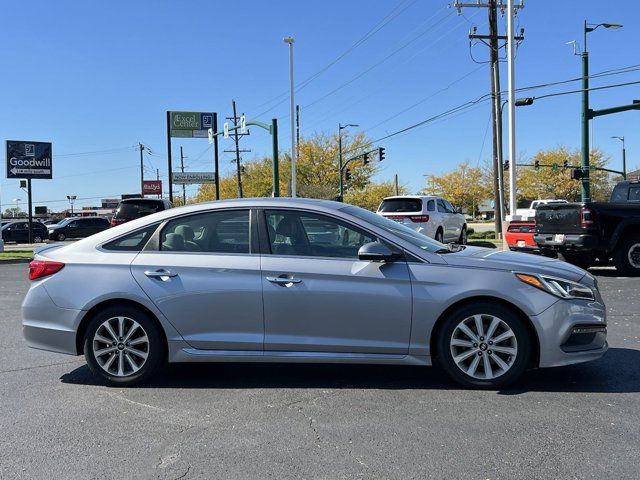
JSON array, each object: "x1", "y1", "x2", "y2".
[
  {"x1": 9, "y1": 222, "x2": 27, "y2": 242},
  {"x1": 443, "y1": 199, "x2": 461, "y2": 242},
  {"x1": 435, "y1": 199, "x2": 449, "y2": 240},
  {"x1": 130, "y1": 208, "x2": 264, "y2": 351},
  {"x1": 260, "y1": 208, "x2": 412, "y2": 355}
]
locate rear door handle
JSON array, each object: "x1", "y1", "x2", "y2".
[
  {"x1": 266, "y1": 276, "x2": 302, "y2": 285},
  {"x1": 144, "y1": 269, "x2": 178, "y2": 280}
]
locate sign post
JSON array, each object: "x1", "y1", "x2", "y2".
[
  {"x1": 6, "y1": 140, "x2": 53, "y2": 243},
  {"x1": 167, "y1": 111, "x2": 217, "y2": 203}
]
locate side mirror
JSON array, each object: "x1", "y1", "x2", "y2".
[{"x1": 358, "y1": 242, "x2": 396, "y2": 262}]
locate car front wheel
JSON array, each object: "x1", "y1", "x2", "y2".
[
  {"x1": 458, "y1": 226, "x2": 467, "y2": 245},
  {"x1": 56, "y1": 232, "x2": 66, "y2": 241},
  {"x1": 83, "y1": 305, "x2": 165, "y2": 386},
  {"x1": 436, "y1": 302, "x2": 530, "y2": 388}
]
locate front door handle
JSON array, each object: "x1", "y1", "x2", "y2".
[
  {"x1": 266, "y1": 276, "x2": 302, "y2": 285},
  {"x1": 144, "y1": 269, "x2": 178, "y2": 280}
]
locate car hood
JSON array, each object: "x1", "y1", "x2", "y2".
[{"x1": 440, "y1": 246, "x2": 586, "y2": 282}]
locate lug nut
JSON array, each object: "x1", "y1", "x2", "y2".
[
  {"x1": 480, "y1": 336, "x2": 485, "y2": 341},
  {"x1": 473, "y1": 343, "x2": 478, "y2": 348},
  {"x1": 488, "y1": 350, "x2": 493, "y2": 355},
  {"x1": 488, "y1": 341, "x2": 493, "y2": 345},
  {"x1": 478, "y1": 351, "x2": 483, "y2": 356}
]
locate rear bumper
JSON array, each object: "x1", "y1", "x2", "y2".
[
  {"x1": 533, "y1": 233, "x2": 599, "y2": 251},
  {"x1": 22, "y1": 282, "x2": 83, "y2": 355}
]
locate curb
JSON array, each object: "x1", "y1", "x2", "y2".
[{"x1": 0, "y1": 258, "x2": 33, "y2": 264}]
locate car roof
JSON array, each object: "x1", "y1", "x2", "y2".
[
  {"x1": 120, "y1": 198, "x2": 168, "y2": 203},
  {"x1": 381, "y1": 195, "x2": 440, "y2": 201}
]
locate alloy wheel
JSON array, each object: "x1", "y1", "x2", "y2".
[
  {"x1": 92, "y1": 316, "x2": 149, "y2": 377},
  {"x1": 449, "y1": 314, "x2": 518, "y2": 380},
  {"x1": 628, "y1": 243, "x2": 640, "y2": 269}
]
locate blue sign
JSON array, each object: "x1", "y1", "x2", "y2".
[{"x1": 201, "y1": 113, "x2": 213, "y2": 129}]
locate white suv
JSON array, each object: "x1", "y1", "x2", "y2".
[{"x1": 377, "y1": 195, "x2": 467, "y2": 244}]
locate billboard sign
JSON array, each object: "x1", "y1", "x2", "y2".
[
  {"x1": 172, "y1": 172, "x2": 216, "y2": 184},
  {"x1": 143, "y1": 180, "x2": 162, "y2": 195},
  {"x1": 170, "y1": 112, "x2": 214, "y2": 138},
  {"x1": 101, "y1": 198, "x2": 120, "y2": 209},
  {"x1": 6, "y1": 140, "x2": 52, "y2": 179}
]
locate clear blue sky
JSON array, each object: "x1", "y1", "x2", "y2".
[{"x1": 1, "y1": 0, "x2": 638, "y2": 211}]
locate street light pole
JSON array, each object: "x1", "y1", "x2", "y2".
[
  {"x1": 582, "y1": 21, "x2": 623, "y2": 202},
  {"x1": 283, "y1": 37, "x2": 296, "y2": 197},
  {"x1": 338, "y1": 123, "x2": 358, "y2": 200},
  {"x1": 611, "y1": 135, "x2": 626, "y2": 179}
]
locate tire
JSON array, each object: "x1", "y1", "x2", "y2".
[
  {"x1": 33, "y1": 235, "x2": 43, "y2": 244},
  {"x1": 435, "y1": 228, "x2": 444, "y2": 243},
  {"x1": 558, "y1": 252, "x2": 593, "y2": 270},
  {"x1": 56, "y1": 232, "x2": 66, "y2": 241},
  {"x1": 458, "y1": 226, "x2": 467, "y2": 245},
  {"x1": 613, "y1": 235, "x2": 640, "y2": 276},
  {"x1": 83, "y1": 305, "x2": 165, "y2": 386},
  {"x1": 435, "y1": 302, "x2": 531, "y2": 389}
]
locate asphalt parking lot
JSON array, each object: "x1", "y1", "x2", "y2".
[{"x1": 1, "y1": 264, "x2": 639, "y2": 479}]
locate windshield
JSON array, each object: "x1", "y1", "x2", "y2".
[
  {"x1": 53, "y1": 218, "x2": 73, "y2": 227},
  {"x1": 342, "y1": 205, "x2": 445, "y2": 253}
]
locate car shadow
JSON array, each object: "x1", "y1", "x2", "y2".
[{"x1": 60, "y1": 347, "x2": 640, "y2": 394}]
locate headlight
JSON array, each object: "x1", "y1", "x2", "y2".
[{"x1": 515, "y1": 273, "x2": 595, "y2": 301}]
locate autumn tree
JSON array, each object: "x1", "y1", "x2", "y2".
[
  {"x1": 194, "y1": 131, "x2": 378, "y2": 203},
  {"x1": 422, "y1": 162, "x2": 492, "y2": 214},
  {"x1": 344, "y1": 181, "x2": 409, "y2": 211},
  {"x1": 516, "y1": 147, "x2": 613, "y2": 202}
]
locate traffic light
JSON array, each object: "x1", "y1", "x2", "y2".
[
  {"x1": 534, "y1": 160, "x2": 540, "y2": 171},
  {"x1": 345, "y1": 168, "x2": 352, "y2": 182},
  {"x1": 362, "y1": 153, "x2": 369, "y2": 165},
  {"x1": 570, "y1": 168, "x2": 584, "y2": 180},
  {"x1": 503, "y1": 160, "x2": 509, "y2": 170},
  {"x1": 378, "y1": 147, "x2": 385, "y2": 162}
]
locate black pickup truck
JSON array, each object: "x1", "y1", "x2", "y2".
[{"x1": 534, "y1": 180, "x2": 640, "y2": 275}]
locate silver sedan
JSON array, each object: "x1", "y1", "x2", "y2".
[{"x1": 22, "y1": 198, "x2": 607, "y2": 388}]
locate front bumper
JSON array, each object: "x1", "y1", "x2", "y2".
[
  {"x1": 22, "y1": 281, "x2": 83, "y2": 356},
  {"x1": 533, "y1": 297, "x2": 607, "y2": 368},
  {"x1": 534, "y1": 233, "x2": 599, "y2": 251}
]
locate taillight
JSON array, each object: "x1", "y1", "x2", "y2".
[
  {"x1": 111, "y1": 218, "x2": 126, "y2": 226},
  {"x1": 409, "y1": 215, "x2": 430, "y2": 223},
  {"x1": 28, "y1": 260, "x2": 65, "y2": 281},
  {"x1": 580, "y1": 207, "x2": 594, "y2": 228}
]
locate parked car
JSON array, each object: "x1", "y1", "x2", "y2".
[
  {"x1": 23, "y1": 198, "x2": 606, "y2": 389},
  {"x1": 1, "y1": 220, "x2": 48, "y2": 243},
  {"x1": 377, "y1": 195, "x2": 467, "y2": 244},
  {"x1": 47, "y1": 217, "x2": 110, "y2": 241},
  {"x1": 111, "y1": 198, "x2": 171, "y2": 226},
  {"x1": 505, "y1": 220, "x2": 537, "y2": 252},
  {"x1": 515, "y1": 199, "x2": 568, "y2": 220},
  {"x1": 534, "y1": 180, "x2": 640, "y2": 274}
]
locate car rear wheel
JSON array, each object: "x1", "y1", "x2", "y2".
[
  {"x1": 56, "y1": 232, "x2": 66, "y2": 241},
  {"x1": 435, "y1": 228, "x2": 444, "y2": 243},
  {"x1": 613, "y1": 235, "x2": 640, "y2": 276},
  {"x1": 33, "y1": 235, "x2": 43, "y2": 243},
  {"x1": 83, "y1": 305, "x2": 165, "y2": 386},
  {"x1": 436, "y1": 302, "x2": 531, "y2": 388}
]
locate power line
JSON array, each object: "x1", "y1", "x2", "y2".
[
  {"x1": 247, "y1": 0, "x2": 421, "y2": 116},
  {"x1": 55, "y1": 146, "x2": 137, "y2": 158}
]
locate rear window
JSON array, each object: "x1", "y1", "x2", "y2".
[
  {"x1": 103, "y1": 224, "x2": 158, "y2": 251},
  {"x1": 114, "y1": 200, "x2": 164, "y2": 219},
  {"x1": 378, "y1": 198, "x2": 422, "y2": 213}
]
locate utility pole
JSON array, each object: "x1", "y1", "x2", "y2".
[
  {"x1": 157, "y1": 168, "x2": 161, "y2": 198},
  {"x1": 456, "y1": 0, "x2": 523, "y2": 233},
  {"x1": 394, "y1": 174, "x2": 399, "y2": 196},
  {"x1": 139, "y1": 143, "x2": 145, "y2": 197},
  {"x1": 225, "y1": 100, "x2": 251, "y2": 198},
  {"x1": 506, "y1": 0, "x2": 518, "y2": 216},
  {"x1": 296, "y1": 104, "x2": 300, "y2": 161},
  {"x1": 180, "y1": 146, "x2": 187, "y2": 205}
]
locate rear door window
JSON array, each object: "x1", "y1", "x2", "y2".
[
  {"x1": 378, "y1": 198, "x2": 422, "y2": 213},
  {"x1": 160, "y1": 209, "x2": 250, "y2": 254}
]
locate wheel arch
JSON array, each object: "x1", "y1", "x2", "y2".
[
  {"x1": 429, "y1": 295, "x2": 541, "y2": 368},
  {"x1": 75, "y1": 298, "x2": 169, "y2": 356}
]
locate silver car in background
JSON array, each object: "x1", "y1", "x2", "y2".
[{"x1": 22, "y1": 198, "x2": 607, "y2": 388}]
